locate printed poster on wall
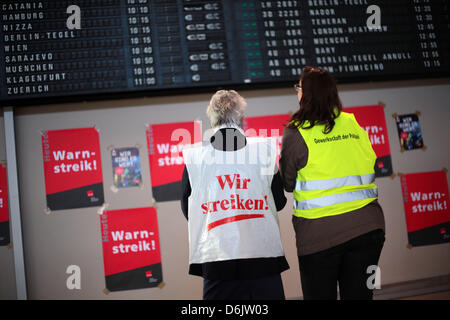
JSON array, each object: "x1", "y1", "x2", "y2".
[
  {"x1": 111, "y1": 147, "x2": 142, "y2": 188},
  {"x1": 400, "y1": 170, "x2": 450, "y2": 247},
  {"x1": 243, "y1": 114, "x2": 291, "y2": 166},
  {"x1": 395, "y1": 113, "x2": 424, "y2": 151},
  {"x1": 344, "y1": 105, "x2": 393, "y2": 177},
  {"x1": 100, "y1": 206, "x2": 162, "y2": 292},
  {"x1": 41, "y1": 127, "x2": 104, "y2": 211},
  {"x1": 0, "y1": 164, "x2": 10, "y2": 246},
  {"x1": 146, "y1": 121, "x2": 201, "y2": 202}
]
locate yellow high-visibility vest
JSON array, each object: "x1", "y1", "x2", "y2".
[{"x1": 293, "y1": 112, "x2": 378, "y2": 219}]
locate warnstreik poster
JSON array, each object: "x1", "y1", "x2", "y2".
[
  {"x1": 111, "y1": 147, "x2": 142, "y2": 188},
  {"x1": 100, "y1": 206, "x2": 162, "y2": 292},
  {"x1": 243, "y1": 114, "x2": 291, "y2": 166},
  {"x1": 400, "y1": 170, "x2": 450, "y2": 247},
  {"x1": 41, "y1": 127, "x2": 104, "y2": 211},
  {"x1": 344, "y1": 105, "x2": 393, "y2": 177},
  {"x1": 146, "y1": 121, "x2": 201, "y2": 202},
  {"x1": 0, "y1": 164, "x2": 9, "y2": 246}
]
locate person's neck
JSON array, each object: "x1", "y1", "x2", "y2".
[{"x1": 210, "y1": 125, "x2": 246, "y2": 151}]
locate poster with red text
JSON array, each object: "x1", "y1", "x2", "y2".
[
  {"x1": 100, "y1": 206, "x2": 162, "y2": 292},
  {"x1": 400, "y1": 171, "x2": 450, "y2": 247},
  {"x1": 343, "y1": 105, "x2": 393, "y2": 177},
  {"x1": 146, "y1": 121, "x2": 201, "y2": 202},
  {"x1": 41, "y1": 127, "x2": 104, "y2": 211},
  {"x1": 0, "y1": 164, "x2": 10, "y2": 246},
  {"x1": 243, "y1": 114, "x2": 291, "y2": 166}
]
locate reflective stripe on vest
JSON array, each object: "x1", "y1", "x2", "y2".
[
  {"x1": 294, "y1": 188, "x2": 378, "y2": 210},
  {"x1": 295, "y1": 173, "x2": 375, "y2": 191}
]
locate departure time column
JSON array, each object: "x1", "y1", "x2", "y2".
[
  {"x1": 125, "y1": 0, "x2": 156, "y2": 88},
  {"x1": 413, "y1": 0, "x2": 443, "y2": 70}
]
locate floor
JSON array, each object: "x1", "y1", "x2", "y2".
[{"x1": 400, "y1": 290, "x2": 450, "y2": 300}]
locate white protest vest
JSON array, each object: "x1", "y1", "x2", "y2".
[{"x1": 183, "y1": 135, "x2": 285, "y2": 264}]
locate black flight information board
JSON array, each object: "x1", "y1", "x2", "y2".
[{"x1": 1, "y1": 0, "x2": 449, "y2": 106}]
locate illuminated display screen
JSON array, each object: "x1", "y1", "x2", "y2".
[{"x1": 1, "y1": 0, "x2": 449, "y2": 106}]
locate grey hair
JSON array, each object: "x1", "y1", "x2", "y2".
[{"x1": 206, "y1": 90, "x2": 247, "y2": 128}]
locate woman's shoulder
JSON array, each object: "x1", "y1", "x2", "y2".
[
  {"x1": 282, "y1": 124, "x2": 307, "y2": 147},
  {"x1": 282, "y1": 124, "x2": 300, "y2": 136}
]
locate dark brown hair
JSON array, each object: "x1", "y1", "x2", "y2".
[{"x1": 288, "y1": 66, "x2": 343, "y2": 134}]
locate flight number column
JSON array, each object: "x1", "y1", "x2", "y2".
[{"x1": 259, "y1": 1, "x2": 309, "y2": 80}]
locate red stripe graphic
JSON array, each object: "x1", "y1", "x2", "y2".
[{"x1": 207, "y1": 214, "x2": 265, "y2": 231}]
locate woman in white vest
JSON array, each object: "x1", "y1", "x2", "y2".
[
  {"x1": 181, "y1": 90, "x2": 289, "y2": 300},
  {"x1": 280, "y1": 66, "x2": 386, "y2": 300}
]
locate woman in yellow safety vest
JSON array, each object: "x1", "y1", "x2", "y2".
[{"x1": 280, "y1": 66, "x2": 386, "y2": 300}]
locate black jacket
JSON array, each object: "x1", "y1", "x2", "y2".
[{"x1": 180, "y1": 127, "x2": 289, "y2": 280}]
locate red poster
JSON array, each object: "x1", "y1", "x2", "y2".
[
  {"x1": 100, "y1": 206, "x2": 162, "y2": 291},
  {"x1": 400, "y1": 170, "x2": 450, "y2": 247},
  {"x1": 146, "y1": 121, "x2": 201, "y2": 202},
  {"x1": 0, "y1": 164, "x2": 9, "y2": 246},
  {"x1": 243, "y1": 114, "x2": 291, "y2": 165},
  {"x1": 41, "y1": 127, "x2": 104, "y2": 210},
  {"x1": 343, "y1": 105, "x2": 393, "y2": 177}
]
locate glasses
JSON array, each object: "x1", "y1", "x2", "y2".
[{"x1": 294, "y1": 84, "x2": 302, "y2": 92}]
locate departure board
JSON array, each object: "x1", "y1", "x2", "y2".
[{"x1": 1, "y1": 0, "x2": 449, "y2": 106}]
